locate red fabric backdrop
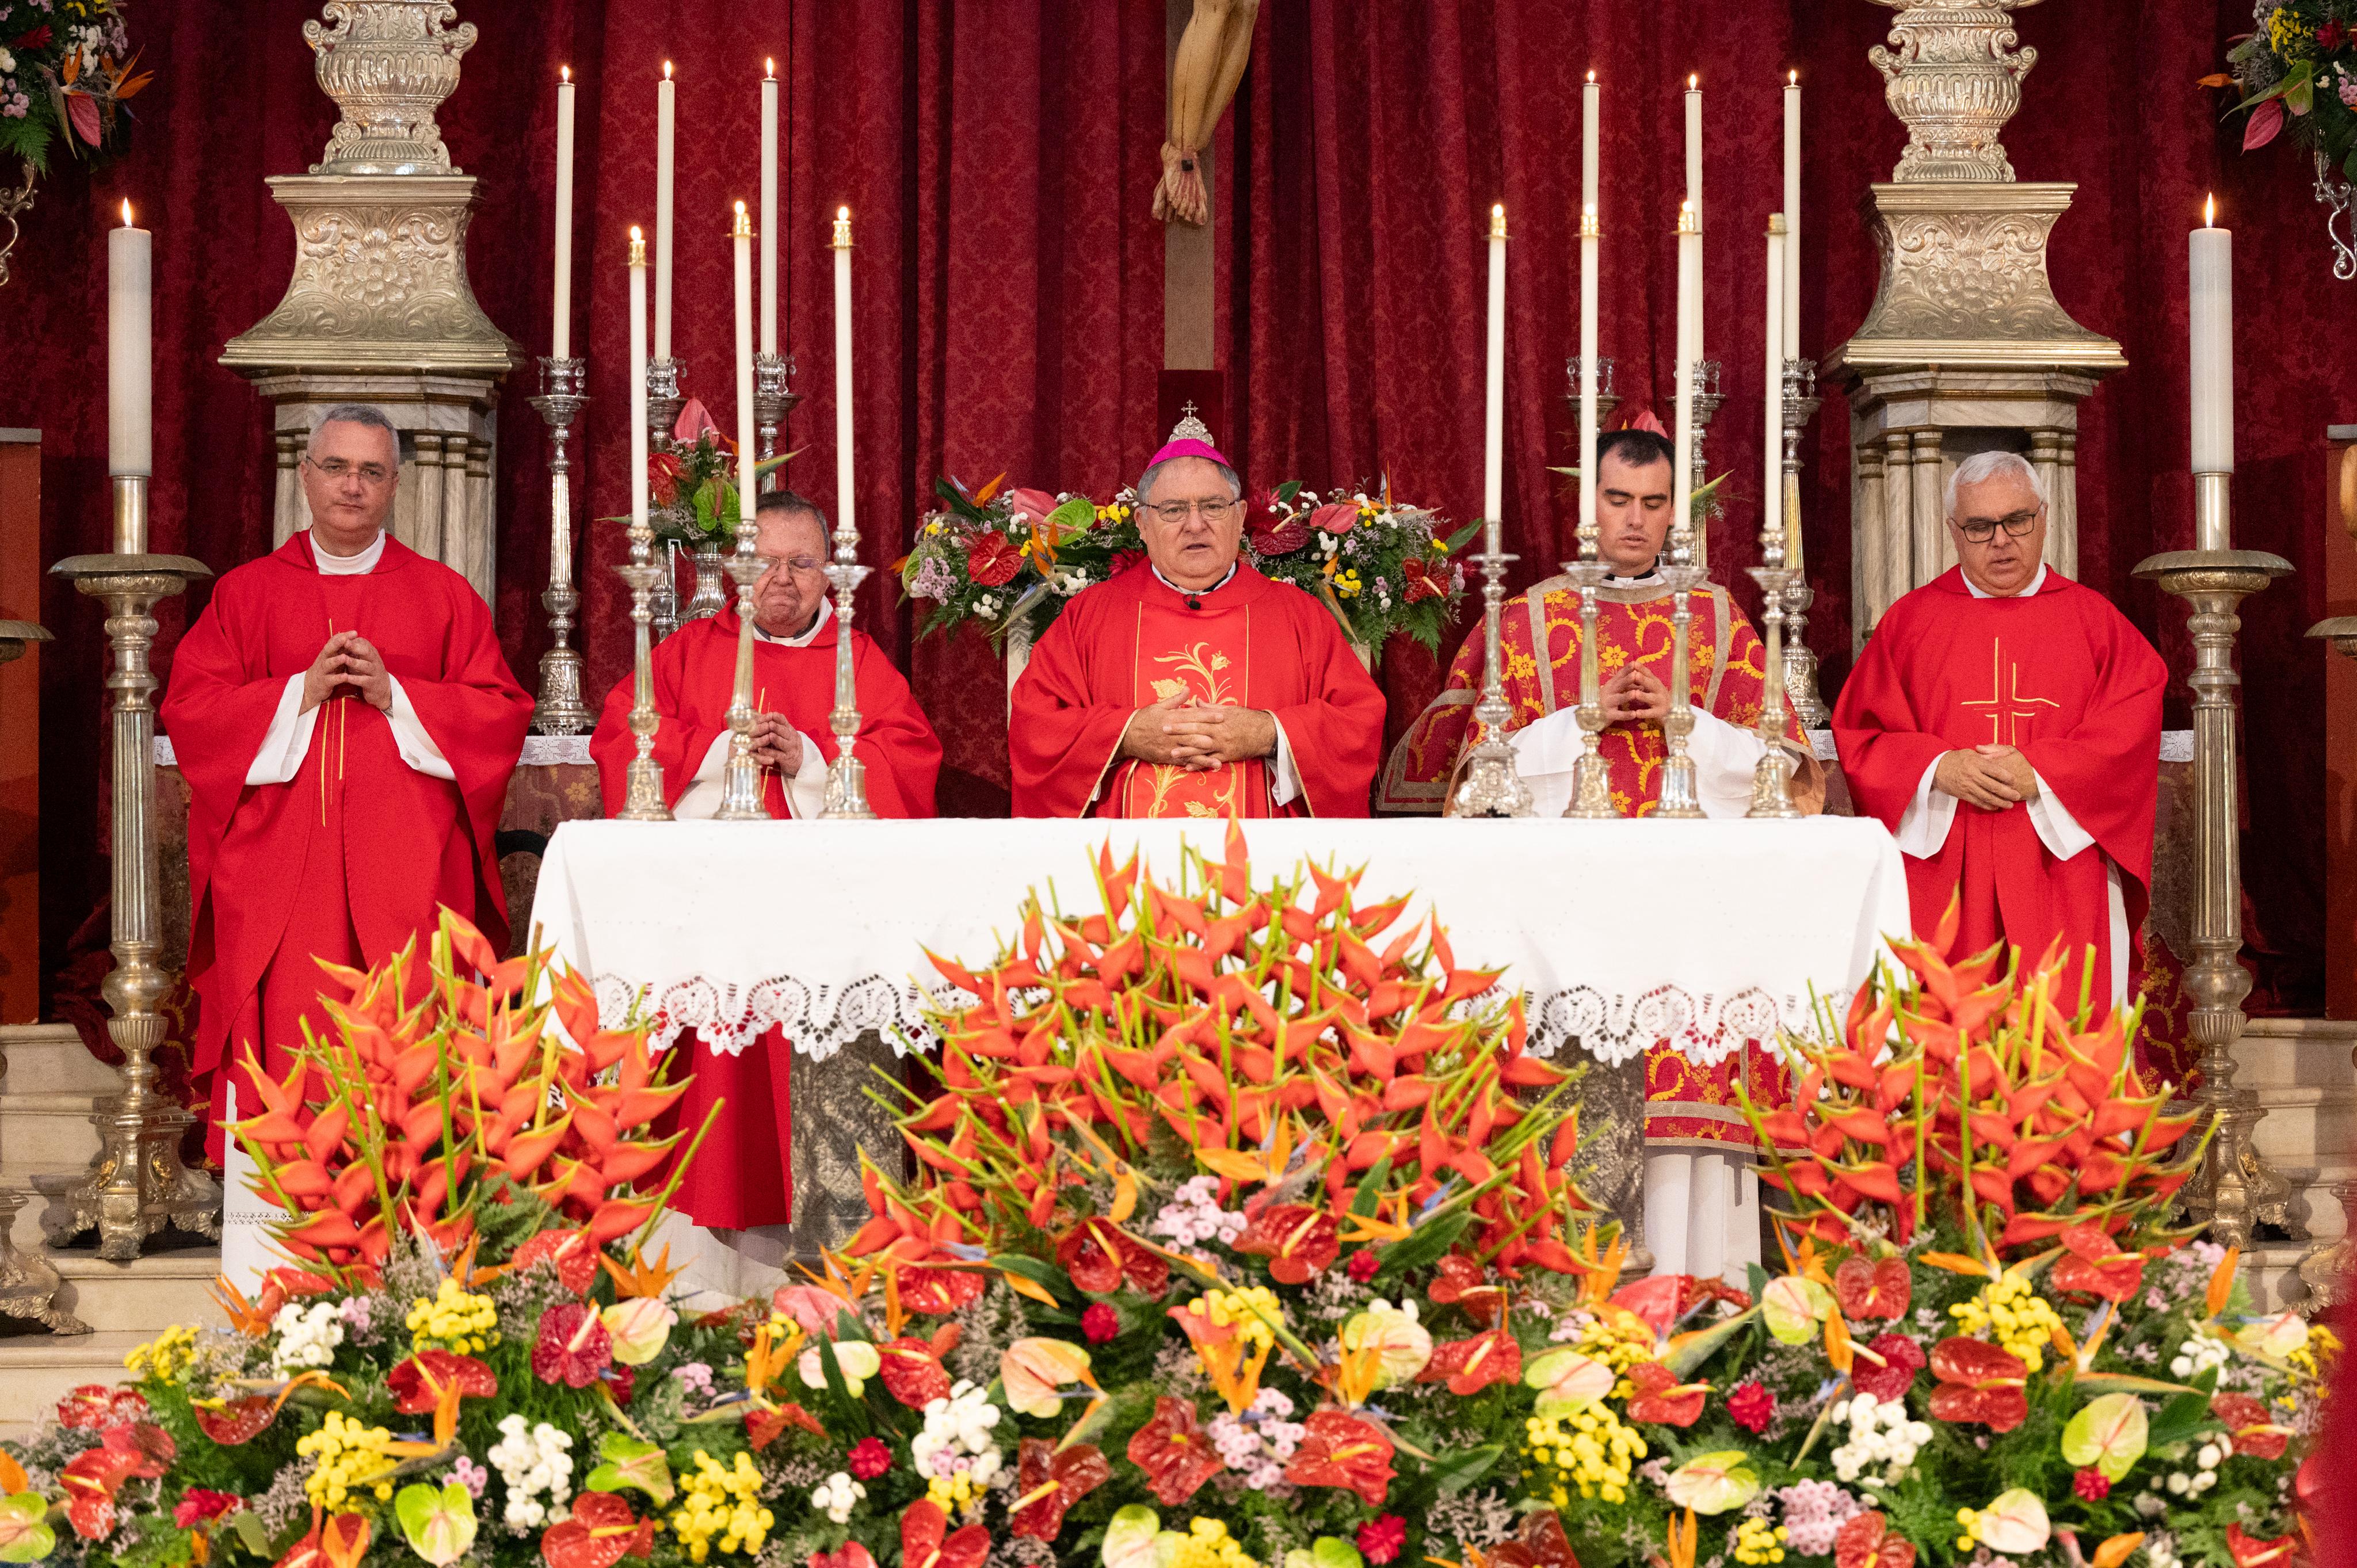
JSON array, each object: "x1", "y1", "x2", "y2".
[{"x1": 2, "y1": 0, "x2": 2345, "y2": 1013}]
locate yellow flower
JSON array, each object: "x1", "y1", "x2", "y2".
[
  {"x1": 125, "y1": 1323, "x2": 202, "y2": 1384},
  {"x1": 1168, "y1": 1518, "x2": 1257, "y2": 1568},
  {"x1": 1948, "y1": 1271, "x2": 2062, "y2": 1372},
  {"x1": 1521, "y1": 1402, "x2": 1646, "y2": 1502},
  {"x1": 670, "y1": 1451, "x2": 773, "y2": 1563},
  {"x1": 295, "y1": 1411, "x2": 398, "y2": 1509},
  {"x1": 406, "y1": 1278, "x2": 500, "y2": 1356},
  {"x1": 1734, "y1": 1519, "x2": 1789, "y2": 1566},
  {"x1": 2267, "y1": 6, "x2": 2313, "y2": 54}
]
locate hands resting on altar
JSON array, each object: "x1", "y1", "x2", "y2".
[
  {"x1": 1122, "y1": 692, "x2": 1279, "y2": 771},
  {"x1": 1934, "y1": 744, "x2": 2041, "y2": 811}
]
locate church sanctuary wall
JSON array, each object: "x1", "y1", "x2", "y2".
[{"x1": 0, "y1": 0, "x2": 2345, "y2": 1017}]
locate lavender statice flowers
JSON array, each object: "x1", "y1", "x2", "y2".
[
  {"x1": 1207, "y1": 1387, "x2": 1307, "y2": 1490},
  {"x1": 1774, "y1": 1479, "x2": 1863, "y2": 1556}
]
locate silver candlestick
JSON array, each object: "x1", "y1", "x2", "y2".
[
  {"x1": 1447, "y1": 522, "x2": 1535, "y2": 818},
  {"x1": 1745, "y1": 507, "x2": 1803, "y2": 820},
  {"x1": 711, "y1": 486, "x2": 771, "y2": 822},
  {"x1": 1654, "y1": 498, "x2": 1707, "y2": 821},
  {"x1": 818, "y1": 508, "x2": 877, "y2": 819},
  {"x1": 614, "y1": 520, "x2": 673, "y2": 822},
  {"x1": 646, "y1": 357, "x2": 685, "y2": 643},
  {"x1": 1779, "y1": 357, "x2": 1827, "y2": 728},
  {"x1": 754, "y1": 352, "x2": 800, "y2": 479},
  {"x1": 528, "y1": 356, "x2": 593, "y2": 735},
  {"x1": 1686, "y1": 358, "x2": 1725, "y2": 575},
  {"x1": 1562, "y1": 355, "x2": 1621, "y2": 432},
  {"x1": 651, "y1": 540, "x2": 682, "y2": 644}
]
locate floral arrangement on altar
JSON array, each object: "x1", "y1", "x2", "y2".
[
  {"x1": 638, "y1": 399, "x2": 792, "y2": 551},
  {"x1": 2214, "y1": 2, "x2": 2357, "y2": 174},
  {"x1": 0, "y1": 0, "x2": 148, "y2": 172},
  {"x1": 899, "y1": 475, "x2": 1475, "y2": 655},
  {"x1": 0, "y1": 846, "x2": 2333, "y2": 1568}
]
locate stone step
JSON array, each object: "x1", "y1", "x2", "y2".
[
  {"x1": 2234, "y1": 1018, "x2": 2357, "y2": 1089},
  {"x1": 44, "y1": 1248, "x2": 225, "y2": 1334},
  {"x1": 0, "y1": 1024, "x2": 126, "y2": 1098},
  {"x1": 2250, "y1": 1090, "x2": 2357, "y2": 1169},
  {"x1": 0, "y1": 1332, "x2": 149, "y2": 1437},
  {"x1": 2246, "y1": 1241, "x2": 2325, "y2": 1314}
]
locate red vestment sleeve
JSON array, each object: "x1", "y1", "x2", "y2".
[
  {"x1": 396, "y1": 585, "x2": 534, "y2": 940},
  {"x1": 1265, "y1": 599, "x2": 1386, "y2": 818},
  {"x1": 840, "y1": 638, "x2": 943, "y2": 818},
  {"x1": 1009, "y1": 593, "x2": 1134, "y2": 818},
  {"x1": 1830, "y1": 616, "x2": 1953, "y2": 832},
  {"x1": 589, "y1": 630, "x2": 727, "y2": 815},
  {"x1": 2016, "y1": 606, "x2": 2167, "y2": 892},
  {"x1": 159, "y1": 582, "x2": 296, "y2": 935}
]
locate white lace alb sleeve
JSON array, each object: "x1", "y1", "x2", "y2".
[
  {"x1": 384, "y1": 676, "x2": 457, "y2": 782},
  {"x1": 1504, "y1": 707, "x2": 1587, "y2": 819},
  {"x1": 1893, "y1": 756, "x2": 1958, "y2": 858},
  {"x1": 245, "y1": 676, "x2": 321, "y2": 786},
  {"x1": 1687, "y1": 708, "x2": 1771, "y2": 819},
  {"x1": 670, "y1": 734, "x2": 735, "y2": 821},
  {"x1": 784, "y1": 732, "x2": 828, "y2": 819},
  {"x1": 2023, "y1": 770, "x2": 2099, "y2": 861}
]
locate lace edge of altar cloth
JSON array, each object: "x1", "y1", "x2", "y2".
[{"x1": 590, "y1": 972, "x2": 1854, "y2": 1069}]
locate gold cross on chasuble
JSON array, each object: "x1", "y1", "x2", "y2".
[
  {"x1": 1113, "y1": 598, "x2": 1269, "y2": 818},
  {"x1": 1958, "y1": 636, "x2": 2061, "y2": 746}
]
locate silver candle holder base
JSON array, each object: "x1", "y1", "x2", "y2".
[
  {"x1": 528, "y1": 356, "x2": 593, "y2": 737},
  {"x1": 1558, "y1": 560, "x2": 1619, "y2": 820},
  {"x1": 1447, "y1": 531, "x2": 1535, "y2": 819}
]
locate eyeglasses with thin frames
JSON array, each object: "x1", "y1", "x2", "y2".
[
  {"x1": 1956, "y1": 506, "x2": 2041, "y2": 544},
  {"x1": 756, "y1": 554, "x2": 827, "y2": 574},
  {"x1": 1143, "y1": 498, "x2": 1238, "y2": 525},
  {"x1": 306, "y1": 456, "x2": 396, "y2": 487}
]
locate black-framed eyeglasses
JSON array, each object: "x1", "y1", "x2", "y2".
[
  {"x1": 305, "y1": 456, "x2": 396, "y2": 487},
  {"x1": 1956, "y1": 506, "x2": 2041, "y2": 544}
]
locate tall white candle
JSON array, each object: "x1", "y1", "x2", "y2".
[
  {"x1": 1581, "y1": 71, "x2": 1600, "y2": 212},
  {"x1": 630, "y1": 228, "x2": 650, "y2": 536},
  {"x1": 733, "y1": 202, "x2": 758, "y2": 536},
  {"x1": 833, "y1": 207, "x2": 857, "y2": 545},
  {"x1": 1684, "y1": 74, "x2": 1703, "y2": 367},
  {"x1": 552, "y1": 67, "x2": 576, "y2": 360},
  {"x1": 655, "y1": 63, "x2": 676, "y2": 361},
  {"x1": 1483, "y1": 203, "x2": 1507, "y2": 537},
  {"x1": 2190, "y1": 195, "x2": 2233, "y2": 478},
  {"x1": 1579, "y1": 203, "x2": 1599, "y2": 548},
  {"x1": 1782, "y1": 70, "x2": 1801, "y2": 358},
  {"x1": 1672, "y1": 203, "x2": 1698, "y2": 548},
  {"x1": 108, "y1": 201, "x2": 152, "y2": 484},
  {"x1": 1764, "y1": 217, "x2": 1785, "y2": 558},
  {"x1": 760, "y1": 61, "x2": 780, "y2": 357}
]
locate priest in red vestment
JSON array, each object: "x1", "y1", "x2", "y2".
[
  {"x1": 1381, "y1": 424, "x2": 1820, "y2": 1283},
  {"x1": 588, "y1": 489, "x2": 941, "y2": 1230},
  {"x1": 1834, "y1": 450, "x2": 2165, "y2": 1018},
  {"x1": 161, "y1": 406, "x2": 531, "y2": 1161},
  {"x1": 1009, "y1": 425, "x2": 1385, "y2": 817}
]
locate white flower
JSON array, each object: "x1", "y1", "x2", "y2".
[
  {"x1": 489, "y1": 1416, "x2": 575, "y2": 1533},
  {"x1": 270, "y1": 1300, "x2": 346, "y2": 1374},
  {"x1": 912, "y1": 1381, "x2": 1004, "y2": 1483},
  {"x1": 811, "y1": 1472, "x2": 865, "y2": 1525},
  {"x1": 0, "y1": 50, "x2": 14, "y2": 74}
]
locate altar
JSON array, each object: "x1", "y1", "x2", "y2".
[{"x1": 526, "y1": 814, "x2": 1910, "y2": 1295}]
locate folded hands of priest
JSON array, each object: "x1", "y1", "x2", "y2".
[
  {"x1": 1599, "y1": 666, "x2": 1672, "y2": 725},
  {"x1": 1121, "y1": 691, "x2": 1276, "y2": 772},
  {"x1": 1933, "y1": 744, "x2": 2039, "y2": 811},
  {"x1": 745, "y1": 711, "x2": 806, "y2": 775},
  {"x1": 300, "y1": 630, "x2": 393, "y2": 713}
]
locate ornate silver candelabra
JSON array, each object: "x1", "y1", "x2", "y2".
[
  {"x1": 818, "y1": 508, "x2": 877, "y2": 820},
  {"x1": 1654, "y1": 501, "x2": 1707, "y2": 821},
  {"x1": 617, "y1": 243, "x2": 673, "y2": 829},
  {"x1": 1746, "y1": 475, "x2": 1803, "y2": 821},
  {"x1": 528, "y1": 355, "x2": 592, "y2": 735},
  {"x1": 2132, "y1": 480, "x2": 2296, "y2": 1250},
  {"x1": 1685, "y1": 358, "x2": 1725, "y2": 574},
  {"x1": 754, "y1": 352, "x2": 800, "y2": 476},
  {"x1": 1778, "y1": 357, "x2": 1827, "y2": 728},
  {"x1": 1562, "y1": 355, "x2": 1620, "y2": 432},
  {"x1": 1447, "y1": 524, "x2": 1535, "y2": 819},
  {"x1": 712, "y1": 502, "x2": 771, "y2": 822},
  {"x1": 44, "y1": 487, "x2": 221, "y2": 1259},
  {"x1": 646, "y1": 358, "x2": 684, "y2": 640}
]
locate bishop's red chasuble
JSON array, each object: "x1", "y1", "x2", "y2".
[
  {"x1": 1381, "y1": 574, "x2": 1816, "y2": 1151},
  {"x1": 1834, "y1": 567, "x2": 2165, "y2": 1018},
  {"x1": 587, "y1": 606, "x2": 941, "y2": 1230},
  {"x1": 1009, "y1": 563, "x2": 1386, "y2": 819},
  {"x1": 162, "y1": 534, "x2": 530, "y2": 1162}
]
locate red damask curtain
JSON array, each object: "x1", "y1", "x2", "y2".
[{"x1": 2, "y1": 0, "x2": 2343, "y2": 1012}]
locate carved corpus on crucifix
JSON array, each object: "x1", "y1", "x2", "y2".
[{"x1": 1155, "y1": 0, "x2": 1258, "y2": 227}]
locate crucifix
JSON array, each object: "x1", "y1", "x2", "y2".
[{"x1": 1159, "y1": 0, "x2": 1258, "y2": 440}]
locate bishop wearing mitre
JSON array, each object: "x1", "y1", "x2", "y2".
[
  {"x1": 1009, "y1": 419, "x2": 1386, "y2": 817},
  {"x1": 590, "y1": 489, "x2": 941, "y2": 823},
  {"x1": 162, "y1": 406, "x2": 532, "y2": 1161},
  {"x1": 1379, "y1": 424, "x2": 1821, "y2": 1283},
  {"x1": 1835, "y1": 452, "x2": 2164, "y2": 1017}
]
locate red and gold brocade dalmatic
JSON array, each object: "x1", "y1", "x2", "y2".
[
  {"x1": 1379, "y1": 571, "x2": 1810, "y2": 1152},
  {"x1": 1109, "y1": 593, "x2": 1271, "y2": 819}
]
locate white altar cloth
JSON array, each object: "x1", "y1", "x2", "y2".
[{"x1": 531, "y1": 816, "x2": 1909, "y2": 1065}]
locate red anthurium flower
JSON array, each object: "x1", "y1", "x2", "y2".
[
  {"x1": 174, "y1": 1491, "x2": 244, "y2": 1529},
  {"x1": 966, "y1": 532, "x2": 1023, "y2": 589},
  {"x1": 1401, "y1": 556, "x2": 1447, "y2": 603},
  {"x1": 58, "y1": 1384, "x2": 149, "y2": 1432},
  {"x1": 62, "y1": 1424, "x2": 174, "y2": 1540},
  {"x1": 1610, "y1": 1274, "x2": 1685, "y2": 1336},
  {"x1": 1283, "y1": 1409, "x2": 1397, "y2": 1508},
  {"x1": 193, "y1": 1396, "x2": 282, "y2": 1446},
  {"x1": 1492, "y1": 1512, "x2": 1581, "y2": 1568},
  {"x1": 811, "y1": 1547, "x2": 878, "y2": 1568},
  {"x1": 898, "y1": 1263, "x2": 987, "y2": 1315},
  {"x1": 2051, "y1": 1222, "x2": 2146, "y2": 1302},
  {"x1": 513, "y1": 1230, "x2": 602, "y2": 1294},
  {"x1": 1834, "y1": 1256, "x2": 1912, "y2": 1321},
  {"x1": 1833, "y1": 1512, "x2": 1916, "y2": 1568},
  {"x1": 1417, "y1": 1326, "x2": 1522, "y2": 1396},
  {"x1": 1851, "y1": 1334, "x2": 1927, "y2": 1403},
  {"x1": 2226, "y1": 1526, "x2": 2296, "y2": 1568},
  {"x1": 1055, "y1": 1220, "x2": 1170, "y2": 1298},
  {"x1": 1427, "y1": 1254, "x2": 1503, "y2": 1319},
  {"x1": 1126, "y1": 1397, "x2": 1226, "y2": 1506},
  {"x1": 1624, "y1": 1361, "x2": 1709, "y2": 1426},
  {"x1": 1927, "y1": 1336, "x2": 2029, "y2": 1433},
  {"x1": 1233, "y1": 1204, "x2": 1341, "y2": 1285},
  {"x1": 647, "y1": 451, "x2": 685, "y2": 508},
  {"x1": 388, "y1": 1350, "x2": 498, "y2": 1414},
  {"x1": 540, "y1": 1491, "x2": 654, "y2": 1568},
  {"x1": 900, "y1": 1500, "x2": 990, "y2": 1568},
  {"x1": 878, "y1": 1338, "x2": 953, "y2": 1410},
  {"x1": 744, "y1": 1403, "x2": 826, "y2": 1451},
  {"x1": 2211, "y1": 1392, "x2": 2290, "y2": 1461},
  {"x1": 1008, "y1": 1438, "x2": 1111, "y2": 1541},
  {"x1": 532, "y1": 1302, "x2": 613, "y2": 1388}
]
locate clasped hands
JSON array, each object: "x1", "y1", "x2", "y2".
[
  {"x1": 1935, "y1": 744, "x2": 2039, "y2": 811},
  {"x1": 1122, "y1": 692, "x2": 1277, "y2": 770},
  {"x1": 740, "y1": 712, "x2": 805, "y2": 775},
  {"x1": 301, "y1": 631, "x2": 393, "y2": 713}
]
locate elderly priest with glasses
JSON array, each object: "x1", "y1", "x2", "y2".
[
  {"x1": 1833, "y1": 451, "x2": 2165, "y2": 1018},
  {"x1": 161, "y1": 405, "x2": 533, "y2": 1163},
  {"x1": 1009, "y1": 418, "x2": 1387, "y2": 818}
]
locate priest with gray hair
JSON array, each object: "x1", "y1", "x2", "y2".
[
  {"x1": 1007, "y1": 416, "x2": 1386, "y2": 817},
  {"x1": 1833, "y1": 449, "x2": 2167, "y2": 1019}
]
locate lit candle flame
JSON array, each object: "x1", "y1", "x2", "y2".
[
  {"x1": 663, "y1": 60, "x2": 674, "y2": 81},
  {"x1": 1789, "y1": 69, "x2": 1798, "y2": 86},
  {"x1": 561, "y1": 64, "x2": 571, "y2": 83},
  {"x1": 1688, "y1": 73, "x2": 1699, "y2": 89},
  {"x1": 631, "y1": 224, "x2": 644, "y2": 242},
  {"x1": 766, "y1": 58, "x2": 776, "y2": 79},
  {"x1": 2205, "y1": 193, "x2": 2216, "y2": 227},
  {"x1": 838, "y1": 205, "x2": 850, "y2": 221},
  {"x1": 120, "y1": 199, "x2": 134, "y2": 228},
  {"x1": 1586, "y1": 68, "x2": 1595, "y2": 83}
]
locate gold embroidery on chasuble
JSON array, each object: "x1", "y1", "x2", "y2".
[
  {"x1": 1958, "y1": 636, "x2": 2061, "y2": 746},
  {"x1": 1111, "y1": 598, "x2": 1269, "y2": 819}
]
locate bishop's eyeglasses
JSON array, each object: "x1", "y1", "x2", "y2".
[
  {"x1": 1956, "y1": 505, "x2": 2042, "y2": 544},
  {"x1": 1144, "y1": 498, "x2": 1238, "y2": 525}
]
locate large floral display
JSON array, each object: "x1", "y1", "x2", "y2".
[{"x1": 0, "y1": 836, "x2": 2333, "y2": 1568}]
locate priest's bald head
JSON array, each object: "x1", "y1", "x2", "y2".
[
  {"x1": 302, "y1": 405, "x2": 401, "y2": 558},
  {"x1": 1136, "y1": 439, "x2": 1244, "y2": 593},
  {"x1": 1945, "y1": 451, "x2": 2049, "y2": 598},
  {"x1": 750, "y1": 490, "x2": 832, "y2": 638}
]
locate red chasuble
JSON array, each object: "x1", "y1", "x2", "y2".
[
  {"x1": 1009, "y1": 563, "x2": 1386, "y2": 818},
  {"x1": 161, "y1": 534, "x2": 530, "y2": 1162},
  {"x1": 1833, "y1": 567, "x2": 2165, "y2": 1013},
  {"x1": 1381, "y1": 573, "x2": 1813, "y2": 1150},
  {"x1": 586, "y1": 606, "x2": 940, "y2": 1230}
]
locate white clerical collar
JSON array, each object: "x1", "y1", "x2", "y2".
[
  {"x1": 310, "y1": 530, "x2": 387, "y2": 575},
  {"x1": 1965, "y1": 563, "x2": 2046, "y2": 599},
  {"x1": 753, "y1": 596, "x2": 832, "y2": 647},
  {"x1": 1153, "y1": 562, "x2": 1239, "y2": 598},
  {"x1": 1604, "y1": 564, "x2": 1662, "y2": 588}
]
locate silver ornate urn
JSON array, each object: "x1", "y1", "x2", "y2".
[
  {"x1": 304, "y1": 1, "x2": 479, "y2": 176},
  {"x1": 1868, "y1": 0, "x2": 2042, "y2": 184}
]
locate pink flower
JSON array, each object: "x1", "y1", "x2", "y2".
[
  {"x1": 1081, "y1": 1302, "x2": 1121, "y2": 1343},
  {"x1": 848, "y1": 1436, "x2": 894, "y2": 1479},
  {"x1": 672, "y1": 398, "x2": 723, "y2": 446},
  {"x1": 1347, "y1": 1249, "x2": 1381, "y2": 1283},
  {"x1": 1357, "y1": 1516, "x2": 1408, "y2": 1565},
  {"x1": 173, "y1": 1491, "x2": 242, "y2": 1529},
  {"x1": 2341, "y1": 75, "x2": 2357, "y2": 109},
  {"x1": 773, "y1": 1284, "x2": 852, "y2": 1338},
  {"x1": 1003, "y1": 487, "x2": 1059, "y2": 525},
  {"x1": 1727, "y1": 1381, "x2": 1775, "y2": 1434},
  {"x1": 1307, "y1": 502, "x2": 1359, "y2": 537},
  {"x1": 1624, "y1": 410, "x2": 1669, "y2": 437}
]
